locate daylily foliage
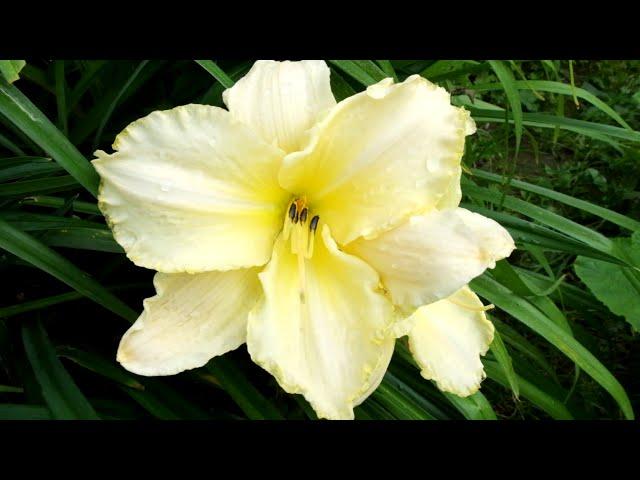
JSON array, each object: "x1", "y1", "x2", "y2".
[{"x1": 92, "y1": 60, "x2": 515, "y2": 420}]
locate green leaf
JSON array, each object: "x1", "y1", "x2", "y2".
[
  {"x1": 369, "y1": 375, "x2": 437, "y2": 420},
  {"x1": 472, "y1": 80, "x2": 632, "y2": 130},
  {"x1": 206, "y1": 356, "x2": 285, "y2": 420},
  {"x1": 22, "y1": 320, "x2": 100, "y2": 419},
  {"x1": 0, "y1": 160, "x2": 63, "y2": 182},
  {"x1": 328, "y1": 60, "x2": 380, "y2": 87},
  {"x1": 488, "y1": 326, "x2": 519, "y2": 399},
  {"x1": 0, "y1": 404, "x2": 52, "y2": 420},
  {"x1": 195, "y1": 60, "x2": 235, "y2": 89},
  {"x1": 375, "y1": 60, "x2": 397, "y2": 81},
  {"x1": 54, "y1": 61, "x2": 68, "y2": 136},
  {"x1": 574, "y1": 238, "x2": 640, "y2": 332},
  {"x1": 0, "y1": 60, "x2": 26, "y2": 84},
  {"x1": 0, "y1": 80, "x2": 100, "y2": 196},
  {"x1": 488, "y1": 60, "x2": 523, "y2": 154},
  {"x1": 472, "y1": 275, "x2": 634, "y2": 420},
  {"x1": 0, "y1": 175, "x2": 79, "y2": 196},
  {"x1": 443, "y1": 391, "x2": 497, "y2": 420},
  {"x1": 20, "y1": 195, "x2": 100, "y2": 215},
  {"x1": 0, "y1": 217, "x2": 137, "y2": 322},
  {"x1": 92, "y1": 60, "x2": 150, "y2": 152},
  {"x1": 0, "y1": 384, "x2": 23, "y2": 393},
  {"x1": 471, "y1": 168, "x2": 640, "y2": 232},
  {"x1": 56, "y1": 345, "x2": 144, "y2": 390},
  {"x1": 467, "y1": 107, "x2": 640, "y2": 143},
  {"x1": 462, "y1": 183, "x2": 615, "y2": 257},
  {"x1": 484, "y1": 361, "x2": 573, "y2": 419}
]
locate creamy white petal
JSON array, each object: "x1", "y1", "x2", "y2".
[
  {"x1": 346, "y1": 208, "x2": 515, "y2": 312},
  {"x1": 247, "y1": 225, "x2": 395, "y2": 420},
  {"x1": 279, "y1": 75, "x2": 475, "y2": 245},
  {"x1": 223, "y1": 60, "x2": 336, "y2": 153},
  {"x1": 117, "y1": 268, "x2": 262, "y2": 376},
  {"x1": 436, "y1": 114, "x2": 475, "y2": 210},
  {"x1": 92, "y1": 104, "x2": 290, "y2": 273},
  {"x1": 408, "y1": 286, "x2": 494, "y2": 396}
]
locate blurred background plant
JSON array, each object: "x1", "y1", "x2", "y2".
[{"x1": 0, "y1": 59, "x2": 638, "y2": 420}]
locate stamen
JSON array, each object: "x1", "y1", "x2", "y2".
[
  {"x1": 309, "y1": 215, "x2": 319, "y2": 233},
  {"x1": 448, "y1": 297, "x2": 495, "y2": 312},
  {"x1": 299, "y1": 207, "x2": 308, "y2": 224},
  {"x1": 288, "y1": 202, "x2": 297, "y2": 221}
]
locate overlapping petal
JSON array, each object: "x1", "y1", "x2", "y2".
[
  {"x1": 93, "y1": 105, "x2": 290, "y2": 273},
  {"x1": 223, "y1": 60, "x2": 336, "y2": 153},
  {"x1": 117, "y1": 268, "x2": 262, "y2": 376},
  {"x1": 247, "y1": 225, "x2": 395, "y2": 420},
  {"x1": 279, "y1": 75, "x2": 474, "y2": 245},
  {"x1": 407, "y1": 286, "x2": 494, "y2": 396},
  {"x1": 346, "y1": 208, "x2": 515, "y2": 312}
]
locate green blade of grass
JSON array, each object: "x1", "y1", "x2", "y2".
[
  {"x1": 488, "y1": 326, "x2": 519, "y2": 399},
  {"x1": 0, "y1": 217, "x2": 137, "y2": 322},
  {"x1": 92, "y1": 60, "x2": 149, "y2": 152},
  {"x1": 194, "y1": 60, "x2": 235, "y2": 89},
  {"x1": 70, "y1": 61, "x2": 165, "y2": 146},
  {"x1": 206, "y1": 356, "x2": 285, "y2": 420},
  {"x1": 0, "y1": 131, "x2": 25, "y2": 155},
  {"x1": 472, "y1": 80, "x2": 631, "y2": 130},
  {"x1": 53, "y1": 61, "x2": 68, "y2": 136},
  {"x1": 22, "y1": 319, "x2": 100, "y2": 420},
  {"x1": 328, "y1": 60, "x2": 379, "y2": 87},
  {"x1": 20, "y1": 195, "x2": 100, "y2": 215},
  {"x1": 0, "y1": 161, "x2": 63, "y2": 182},
  {"x1": 488, "y1": 60, "x2": 523, "y2": 155},
  {"x1": 0, "y1": 175, "x2": 79, "y2": 196},
  {"x1": 461, "y1": 203, "x2": 622, "y2": 264},
  {"x1": 0, "y1": 404, "x2": 52, "y2": 420},
  {"x1": 492, "y1": 317, "x2": 560, "y2": 384},
  {"x1": 41, "y1": 228, "x2": 123, "y2": 253},
  {"x1": 0, "y1": 282, "x2": 145, "y2": 319},
  {"x1": 370, "y1": 376, "x2": 437, "y2": 420},
  {"x1": 471, "y1": 168, "x2": 640, "y2": 232},
  {"x1": 56, "y1": 345, "x2": 144, "y2": 390},
  {"x1": 443, "y1": 391, "x2": 497, "y2": 420},
  {"x1": 0, "y1": 80, "x2": 100, "y2": 196},
  {"x1": 463, "y1": 182, "x2": 614, "y2": 256},
  {"x1": 472, "y1": 274, "x2": 634, "y2": 420},
  {"x1": 468, "y1": 107, "x2": 640, "y2": 143},
  {"x1": 68, "y1": 61, "x2": 107, "y2": 111},
  {"x1": 375, "y1": 60, "x2": 397, "y2": 81},
  {"x1": 0, "y1": 385, "x2": 23, "y2": 393},
  {"x1": 484, "y1": 360, "x2": 573, "y2": 419}
]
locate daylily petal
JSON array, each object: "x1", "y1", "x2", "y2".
[
  {"x1": 247, "y1": 225, "x2": 395, "y2": 420},
  {"x1": 408, "y1": 286, "x2": 494, "y2": 396},
  {"x1": 223, "y1": 60, "x2": 336, "y2": 153},
  {"x1": 279, "y1": 75, "x2": 474, "y2": 245},
  {"x1": 117, "y1": 268, "x2": 262, "y2": 376},
  {"x1": 93, "y1": 104, "x2": 290, "y2": 273},
  {"x1": 436, "y1": 117, "x2": 476, "y2": 210},
  {"x1": 346, "y1": 208, "x2": 515, "y2": 312}
]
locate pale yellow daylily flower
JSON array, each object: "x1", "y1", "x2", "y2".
[{"x1": 92, "y1": 60, "x2": 515, "y2": 420}]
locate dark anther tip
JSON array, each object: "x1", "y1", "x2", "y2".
[
  {"x1": 288, "y1": 203, "x2": 297, "y2": 221},
  {"x1": 309, "y1": 215, "x2": 320, "y2": 232},
  {"x1": 300, "y1": 208, "x2": 308, "y2": 223}
]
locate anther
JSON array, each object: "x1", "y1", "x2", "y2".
[
  {"x1": 299, "y1": 208, "x2": 308, "y2": 223},
  {"x1": 309, "y1": 215, "x2": 319, "y2": 233},
  {"x1": 294, "y1": 211, "x2": 299, "y2": 224},
  {"x1": 288, "y1": 203, "x2": 297, "y2": 221}
]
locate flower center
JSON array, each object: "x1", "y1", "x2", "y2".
[{"x1": 283, "y1": 197, "x2": 320, "y2": 259}]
